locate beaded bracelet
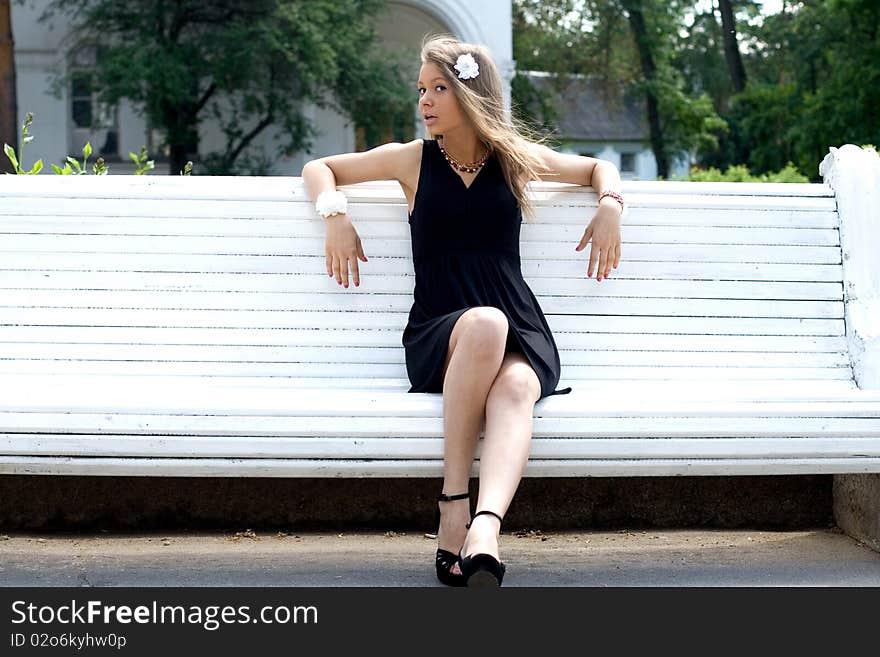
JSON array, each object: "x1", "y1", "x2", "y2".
[
  {"x1": 315, "y1": 190, "x2": 348, "y2": 219},
  {"x1": 598, "y1": 189, "x2": 625, "y2": 214}
]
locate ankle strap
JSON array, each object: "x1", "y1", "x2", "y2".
[
  {"x1": 466, "y1": 509, "x2": 503, "y2": 529},
  {"x1": 437, "y1": 491, "x2": 470, "y2": 502}
]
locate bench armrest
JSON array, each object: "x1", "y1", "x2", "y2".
[{"x1": 821, "y1": 144, "x2": 880, "y2": 389}]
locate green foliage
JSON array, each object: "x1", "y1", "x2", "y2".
[
  {"x1": 635, "y1": 68, "x2": 729, "y2": 168},
  {"x1": 51, "y1": 141, "x2": 109, "y2": 175},
  {"x1": 513, "y1": 1, "x2": 728, "y2": 176},
  {"x1": 513, "y1": 0, "x2": 877, "y2": 182},
  {"x1": 710, "y1": 0, "x2": 879, "y2": 180},
  {"x1": 6, "y1": 112, "x2": 157, "y2": 176},
  {"x1": 129, "y1": 147, "x2": 155, "y2": 175},
  {"x1": 670, "y1": 161, "x2": 808, "y2": 183},
  {"x1": 3, "y1": 113, "x2": 44, "y2": 175},
  {"x1": 40, "y1": 0, "x2": 410, "y2": 174}
]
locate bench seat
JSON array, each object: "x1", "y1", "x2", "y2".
[{"x1": 1, "y1": 375, "x2": 879, "y2": 477}]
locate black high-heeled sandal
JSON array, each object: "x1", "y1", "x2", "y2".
[
  {"x1": 434, "y1": 491, "x2": 470, "y2": 587},
  {"x1": 459, "y1": 509, "x2": 507, "y2": 588}
]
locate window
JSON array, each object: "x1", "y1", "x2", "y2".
[
  {"x1": 69, "y1": 48, "x2": 119, "y2": 158},
  {"x1": 620, "y1": 152, "x2": 636, "y2": 173}
]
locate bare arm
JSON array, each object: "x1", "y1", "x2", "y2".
[
  {"x1": 299, "y1": 141, "x2": 417, "y2": 289},
  {"x1": 300, "y1": 140, "x2": 414, "y2": 201},
  {"x1": 526, "y1": 142, "x2": 623, "y2": 282}
]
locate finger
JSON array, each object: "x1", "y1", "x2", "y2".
[
  {"x1": 614, "y1": 242, "x2": 621, "y2": 268},
  {"x1": 596, "y1": 248, "x2": 607, "y2": 281},
  {"x1": 341, "y1": 256, "x2": 351, "y2": 289},
  {"x1": 351, "y1": 254, "x2": 360, "y2": 288},
  {"x1": 588, "y1": 245, "x2": 599, "y2": 278},
  {"x1": 326, "y1": 253, "x2": 333, "y2": 278},
  {"x1": 576, "y1": 226, "x2": 593, "y2": 252},
  {"x1": 332, "y1": 256, "x2": 341, "y2": 285}
]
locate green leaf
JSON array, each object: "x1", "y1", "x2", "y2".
[
  {"x1": 4, "y1": 143, "x2": 19, "y2": 170},
  {"x1": 82, "y1": 142, "x2": 92, "y2": 159},
  {"x1": 51, "y1": 163, "x2": 63, "y2": 174},
  {"x1": 28, "y1": 159, "x2": 43, "y2": 175}
]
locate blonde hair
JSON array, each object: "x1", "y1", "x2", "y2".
[{"x1": 419, "y1": 33, "x2": 558, "y2": 222}]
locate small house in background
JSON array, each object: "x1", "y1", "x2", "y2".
[
  {"x1": 10, "y1": 0, "x2": 684, "y2": 179},
  {"x1": 521, "y1": 71, "x2": 691, "y2": 180}
]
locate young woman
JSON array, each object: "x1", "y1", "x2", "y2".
[{"x1": 301, "y1": 34, "x2": 624, "y2": 587}]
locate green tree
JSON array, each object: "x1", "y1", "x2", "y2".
[
  {"x1": 741, "y1": 0, "x2": 880, "y2": 178},
  {"x1": 37, "y1": 0, "x2": 412, "y2": 174},
  {"x1": 513, "y1": 0, "x2": 727, "y2": 178}
]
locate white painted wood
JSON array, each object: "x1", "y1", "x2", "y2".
[
  {"x1": 2, "y1": 457, "x2": 879, "y2": 478},
  {"x1": 0, "y1": 174, "x2": 875, "y2": 477},
  {"x1": 0, "y1": 361, "x2": 855, "y2": 379},
  {"x1": 0, "y1": 309, "x2": 845, "y2": 334},
  {"x1": 820, "y1": 144, "x2": 880, "y2": 389},
  {"x1": 0, "y1": 374, "x2": 867, "y2": 398},
  {"x1": 4, "y1": 435, "x2": 880, "y2": 460},
  {"x1": 0, "y1": 271, "x2": 845, "y2": 299},
  {"x1": 0, "y1": 254, "x2": 846, "y2": 282},
  {"x1": 0, "y1": 325, "x2": 850, "y2": 351},
  {"x1": 0, "y1": 344, "x2": 853, "y2": 370}
]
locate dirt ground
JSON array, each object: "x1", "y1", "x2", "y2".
[{"x1": 2, "y1": 527, "x2": 879, "y2": 586}]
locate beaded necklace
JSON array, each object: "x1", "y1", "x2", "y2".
[{"x1": 437, "y1": 137, "x2": 490, "y2": 173}]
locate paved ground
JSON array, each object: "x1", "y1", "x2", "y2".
[{"x1": 2, "y1": 527, "x2": 880, "y2": 586}]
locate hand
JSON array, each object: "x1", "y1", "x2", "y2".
[
  {"x1": 574, "y1": 200, "x2": 621, "y2": 282},
  {"x1": 325, "y1": 214, "x2": 368, "y2": 288}
]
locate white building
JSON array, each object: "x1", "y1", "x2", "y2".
[{"x1": 12, "y1": 0, "x2": 682, "y2": 178}]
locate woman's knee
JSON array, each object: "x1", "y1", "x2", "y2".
[
  {"x1": 456, "y1": 307, "x2": 509, "y2": 359},
  {"x1": 488, "y1": 355, "x2": 542, "y2": 405}
]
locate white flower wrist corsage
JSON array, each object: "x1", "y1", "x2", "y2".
[{"x1": 315, "y1": 190, "x2": 348, "y2": 219}]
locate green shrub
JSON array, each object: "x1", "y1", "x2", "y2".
[
  {"x1": 4, "y1": 112, "x2": 191, "y2": 175},
  {"x1": 669, "y1": 161, "x2": 809, "y2": 183}
]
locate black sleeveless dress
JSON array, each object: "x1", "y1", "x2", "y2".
[{"x1": 402, "y1": 138, "x2": 572, "y2": 400}]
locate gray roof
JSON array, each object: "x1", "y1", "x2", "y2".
[{"x1": 520, "y1": 71, "x2": 648, "y2": 142}]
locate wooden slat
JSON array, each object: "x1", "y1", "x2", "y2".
[
  {"x1": 0, "y1": 309, "x2": 846, "y2": 335},
  {"x1": 0, "y1": 290, "x2": 845, "y2": 317},
  {"x1": 0, "y1": 218, "x2": 843, "y2": 245},
  {"x1": 0, "y1": 343, "x2": 852, "y2": 368},
  {"x1": 0, "y1": 326, "x2": 849, "y2": 352},
  {"x1": 3, "y1": 383, "x2": 879, "y2": 415},
  {"x1": 0, "y1": 373, "x2": 865, "y2": 397},
  {"x1": 0, "y1": 233, "x2": 845, "y2": 262},
  {"x1": 0, "y1": 255, "x2": 846, "y2": 284},
  {"x1": 0, "y1": 176, "x2": 836, "y2": 200},
  {"x1": 3, "y1": 435, "x2": 880, "y2": 460},
  {"x1": 0, "y1": 271, "x2": 844, "y2": 301},
  {"x1": 0, "y1": 360, "x2": 854, "y2": 379},
  {"x1": 0, "y1": 412, "x2": 878, "y2": 437},
  {"x1": 1, "y1": 456, "x2": 878, "y2": 478},
  {"x1": 0, "y1": 205, "x2": 843, "y2": 227}
]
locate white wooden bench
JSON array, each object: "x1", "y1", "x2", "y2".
[{"x1": 0, "y1": 145, "x2": 878, "y2": 494}]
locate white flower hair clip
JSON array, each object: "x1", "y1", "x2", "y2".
[{"x1": 454, "y1": 53, "x2": 480, "y2": 80}]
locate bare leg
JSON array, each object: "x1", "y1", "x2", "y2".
[
  {"x1": 460, "y1": 350, "x2": 541, "y2": 563},
  {"x1": 436, "y1": 307, "x2": 509, "y2": 575}
]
